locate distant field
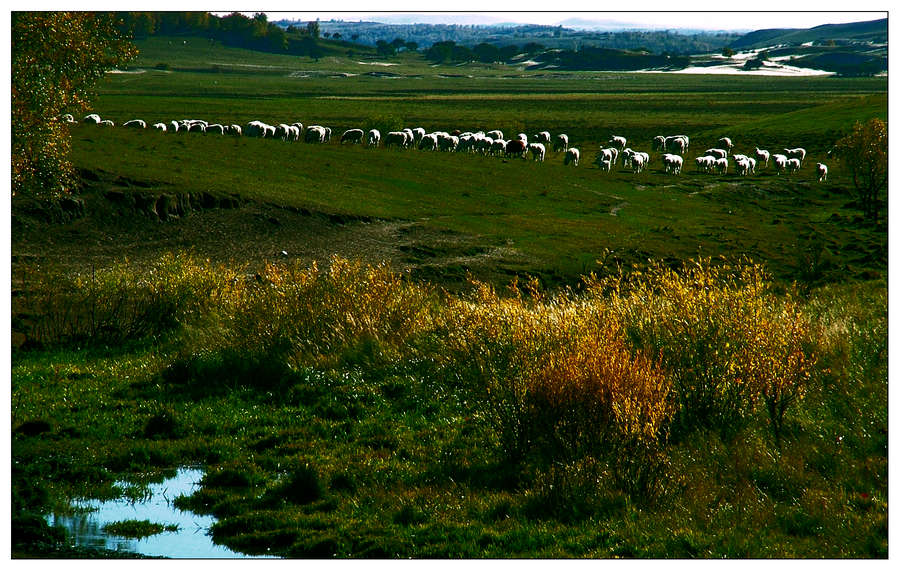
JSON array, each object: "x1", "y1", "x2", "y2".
[{"x1": 62, "y1": 37, "x2": 888, "y2": 288}]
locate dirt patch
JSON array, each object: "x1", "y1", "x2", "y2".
[{"x1": 11, "y1": 176, "x2": 522, "y2": 291}]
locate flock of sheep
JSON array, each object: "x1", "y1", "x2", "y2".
[{"x1": 66, "y1": 113, "x2": 828, "y2": 182}]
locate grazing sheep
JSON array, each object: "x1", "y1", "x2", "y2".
[
  {"x1": 206, "y1": 124, "x2": 226, "y2": 135},
  {"x1": 595, "y1": 147, "x2": 619, "y2": 167},
  {"x1": 554, "y1": 133, "x2": 569, "y2": 153},
  {"x1": 169, "y1": 120, "x2": 180, "y2": 133},
  {"x1": 366, "y1": 129, "x2": 381, "y2": 147},
  {"x1": 384, "y1": 131, "x2": 409, "y2": 149},
  {"x1": 564, "y1": 147, "x2": 580, "y2": 166},
  {"x1": 713, "y1": 156, "x2": 728, "y2": 174},
  {"x1": 83, "y1": 113, "x2": 101, "y2": 124},
  {"x1": 529, "y1": 142, "x2": 546, "y2": 162},
  {"x1": 438, "y1": 133, "x2": 460, "y2": 152},
  {"x1": 666, "y1": 135, "x2": 690, "y2": 152},
  {"x1": 476, "y1": 136, "x2": 494, "y2": 155},
  {"x1": 668, "y1": 136, "x2": 688, "y2": 155},
  {"x1": 787, "y1": 157, "x2": 801, "y2": 174},
  {"x1": 784, "y1": 147, "x2": 807, "y2": 165},
  {"x1": 773, "y1": 154, "x2": 788, "y2": 174},
  {"x1": 609, "y1": 135, "x2": 627, "y2": 150},
  {"x1": 695, "y1": 155, "x2": 715, "y2": 173},
  {"x1": 486, "y1": 129, "x2": 504, "y2": 141},
  {"x1": 305, "y1": 125, "x2": 328, "y2": 143},
  {"x1": 228, "y1": 124, "x2": 242, "y2": 136},
  {"x1": 151, "y1": 122, "x2": 167, "y2": 131},
  {"x1": 662, "y1": 153, "x2": 683, "y2": 175},
  {"x1": 516, "y1": 133, "x2": 528, "y2": 145},
  {"x1": 98, "y1": 119, "x2": 115, "y2": 127},
  {"x1": 491, "y1": 139, "x2": 507, "y2": 156},
  {"x1": 735, "y1": 156, "x2": 755, "y2": 176},
  {"x1": 340, "y1": 128, "x2": 365, "y2": 144},
  {"x1": 705, "y1": 148, "x2": 728, "y2": 159},
  {"x1": 816, "y1": 162, "x2": 828, "y2": 182},
  {"x1": 652, "y1": 135, "x2": 667, "y2": 151},
  {"x1": 629, "y1": 152, "x2": 646, "y2": 173},
  {"x1": 418, "y1": 133, "x2": 438, "y2": 151},
  {"x1": 534, "y1": 131, "x2": 551, "y2": 145},
  {"x1": 717, "y1": 137, "x2": 734, "y2": 151},
  {"x1": 597, "y1": 158, "x2": 612, "y2": 172},
  {"x1": 412, "y1": 127, "x2": 426, "y2": 144},
  {"x1": 754, "y1": 147, "x2": 770, "y2": 168}
]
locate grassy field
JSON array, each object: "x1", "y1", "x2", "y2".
[{"x1": 11, "y1": 37, "x2": 888, "y2": 558}]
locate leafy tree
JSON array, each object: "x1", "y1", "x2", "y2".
[
  {"x1": 404, "y1": 41, "x2": 418, "y2": 52},
  {"x1": 306, "y1": 20, "x2": 319, "y2": 39},
  {"x1": 831, "y1": 118, "x2": 888, "y2": 221},
  {"x1": 722, "y1": 46, "x2": 734, "y2": 57},
  {"x1": 12, "y1": 12, "x2": 137, "y2": 197},
  {"x1": 376, "y1": 39, "x2": 395, "y2": 57},
  {"x1": 474, "y1": 42, "x2": 500, "y2": 63}
]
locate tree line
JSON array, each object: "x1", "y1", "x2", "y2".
[{"x1": 116, "y1": 12, "x2": 327, "y2": 58}]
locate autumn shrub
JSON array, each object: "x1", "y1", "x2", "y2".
[
  {"x1": 16, "y1": 252, "x2": 239, "y2": 346},
  {"x1": 434, "y1": 278, "x2": 673, "y2": 486},
  {"x1": 224, "y1": 256, "x2": 437, "y2": 369},
  {"x1": 588, "y1": 258, "x2": 818, "y2": 444}
]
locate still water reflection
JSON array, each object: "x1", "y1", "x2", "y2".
[{"x1": 48, "y1": 467, "x2": 274, "y2": 558}]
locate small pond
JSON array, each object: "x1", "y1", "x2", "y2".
[{"x1": 47, "y1": 467, "x2": 275, "y2": 558}]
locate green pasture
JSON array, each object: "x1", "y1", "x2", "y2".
[{"x1": 13, "y1": 36, "x2": 887, "y2": 558}]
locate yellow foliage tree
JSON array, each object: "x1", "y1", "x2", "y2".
[
  {"x1": 831, "y1": 118, "x2": 888, "y2": 221},
  {"x1": 12, "y1": 12, "x2": 137, "y2": 197}
]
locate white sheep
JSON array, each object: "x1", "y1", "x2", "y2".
[
  {"x1": 207, "y1": 124, "x2": 225, "y2": 135},
  {"x1": 717, "y1": 137, "x2": 734, "y2": 150},
  {"x1": 98, "y1": 119, "x2": 115, "y2": 127},
  {"x1": 705, "y1": 148, "x2": 728, "y2": 159},
  {"x1": 667, "y1": 135, "x2": 690, "y2": 152},
  {"x1": 83, "y1": 113, "x2": 101, "y2": 124},
  {"x1": 773, "y1": 154, "x2": 788, "y2": 174},
  {"x1": 596, "y1": 148, "x2": 616, "y2": 165},
  {"x1": 564, "y1": 147, "x2": 580, "y2": 166},
  {"x1": 668, "y1": 136, "x2": 688, "y2": 155},
  {"x1": 754, "y1": 147, "x2": 770, "y2": 168},
  {"x1": 366, "y1": 129, "x2": 381, "y2": 147},
  {"x1": 528, "y1": 142, "x2": 546, "y2": 162},
  {"x1": 787, "y1": 157, "x2": 801, "y2": 174},
  {"x1": 384, "y1": 131, "x2": 409, "y2": 149},
  {"x1": 228, "y1": 124, "x2": 242, "y2": 136},
  {"x1": 305, "y1": 125, "x2": 328, "y2": 143},
  {"x1": 169, "y1": 120, "x2": 180, "y2": 133},
  {"x1": 486, "y1": 129, "x2": 504, "y2": 141},
  {"x1": 534, "y1": 131, "x2": 551, "y2": 145},
  {"x1": 124, "y1": 119, "x2": 145, "y2": 129},
  {"x1": 630, "y1": 152, "x2": 646, "y2": 173},
  {"x1": 816, "y1": 162, "x2": 828, "y2": 182},
  {"x1": 340, "y1": 128, "x2": 365, "y2": 144},
  {"x1": 554, "y1": 133, "x2": 569, "y2": 153},
  {"x1": 784, "y1": 147, "x2": 807, "y2": 165},
  {"x1": 662, "y1": 153, "x2": 683, "y2": 175},
  {"x1": 713, "y1": 156, "x2": 728, "y2": 174},
  {"x1": 609, "y1": 135, "x2": 627, "y2": 150},
  {"x1": 652, "y1": 135, "x2": 667, "y2": 151},
  {"x1": 151, "y1": 122, "x2": 167, "y2": 132},
  {"x1": 695, "y1": 155, "x2": 715, "y2": 173}
]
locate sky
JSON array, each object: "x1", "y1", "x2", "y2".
[{"x1": 259, "y1": 10, "x2": 886, "y2": 32}]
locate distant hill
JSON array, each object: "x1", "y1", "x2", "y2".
[{"x1": 729, "y1": 18, "x2": 886, "y2": 49}]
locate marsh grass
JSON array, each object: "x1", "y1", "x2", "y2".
[{"x1": 11, "y1": 251, "x2": 887, "y2": 557}]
